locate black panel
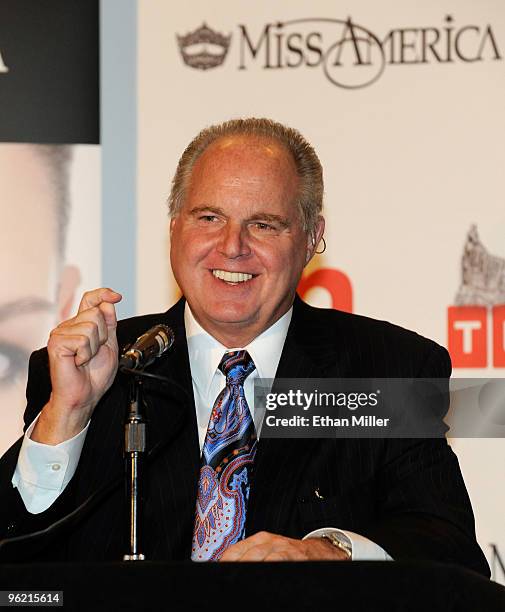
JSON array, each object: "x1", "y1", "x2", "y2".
[{"x1": 0, "y1": 0, "x2": 99, "y2": 143}]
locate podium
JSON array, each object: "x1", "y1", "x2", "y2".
[{"x1": 0, "y1": 561, "x2": 504, "y2": 611}]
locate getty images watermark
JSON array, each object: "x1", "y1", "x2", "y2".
[{"x1": 252, "y1": 378, "x2": 505, "y2": 439}]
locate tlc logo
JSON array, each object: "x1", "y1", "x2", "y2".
[{"x1": 448, "y1": 306, "x2": 505, "y2": 368}]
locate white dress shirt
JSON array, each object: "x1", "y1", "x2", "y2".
[
  {"x1": 184, "y1": 302, "x2": 291, "y2": 449},
  {"x1": 12, "y1": 303, "x2": 391, "y2": 561}
]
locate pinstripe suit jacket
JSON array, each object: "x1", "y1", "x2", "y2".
[{"x1": 0, "y1": 296, "x2": 490, "y2": 575}]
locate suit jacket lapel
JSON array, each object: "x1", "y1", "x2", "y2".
[
  {"x1": 140, "y1": 298, "x2": 198, "y2": 455},
  {"x1": 139, "y1": 299, "x2": 201, "y2": 557}
]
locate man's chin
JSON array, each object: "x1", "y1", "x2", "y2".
[
  {"x1": 191, "y1": 300, "x2": 260, "y2": 331},
  {"x1": 207, "y1": 308, "x2": 259, "y2": 328}
]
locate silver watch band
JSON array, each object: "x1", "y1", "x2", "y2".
[{"x1": 320, "y1": 532, "x2": 352, "y2": 559}]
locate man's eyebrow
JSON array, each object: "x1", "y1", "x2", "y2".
[
  {"x1": 190, "y1": 207, "x2": 290, "y2": 228},
  {"x1": 246, "y1": 213, "x2": 290, "y2": 228},
  {"x1": 189, "y1": 206, "x2": 226, "y2": 216},
  {"x1": 0, "y1": 298, "x2": 56, "y2": 322}
]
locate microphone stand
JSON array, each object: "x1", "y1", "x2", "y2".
[
  {"x1": 123, "y1": 373, "x2": 147, "y2": 561},
  {"x1": 119, "y1": 324, "x2": 175, "y2": 561},
  {"x1": 0, "y1": 368, "x2": 189, "y2": 562}
]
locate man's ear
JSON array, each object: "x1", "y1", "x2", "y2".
[
  {"x1": 56, "y1": 265, "x2": 81, "y2": 322},
  {"x1": 169, "y1": 216, "x2": 177, "y2": 237},
  {"x1": 305, "y1": 216, "x2": 326, "y2": 265}
]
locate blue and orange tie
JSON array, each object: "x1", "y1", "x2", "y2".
[{"x1": 191, "y1": 350, "x2": 257, "y2": 561}]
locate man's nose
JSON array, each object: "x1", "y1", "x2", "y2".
[{"x1": 217, "y1": 223, "x2": 251, "y2": 259}]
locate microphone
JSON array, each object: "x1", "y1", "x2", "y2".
[{"x1": 119, "y1": 325, "x2": 175, "y2": 371}]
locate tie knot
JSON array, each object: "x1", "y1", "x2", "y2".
[{"x1": 218, "y1": 350, "x2": 256, "y2": 385}]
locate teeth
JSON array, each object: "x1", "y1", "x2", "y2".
[{"x1": 213, "y1": 270, "x2": 253, "y2": 283}]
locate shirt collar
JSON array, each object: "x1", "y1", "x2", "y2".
[{"x1": 184, "y1": 302, "x2": 292, "y2": 397}]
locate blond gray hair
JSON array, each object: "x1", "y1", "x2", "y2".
[{"x1": 168, "y1": 117, "x2": 323, "y2": 235}]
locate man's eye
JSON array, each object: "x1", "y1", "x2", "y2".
[
  {"x1": 253, "y1": 222, "x2": 275, "y2": 231},
  {"x1": 199, "y1": 215, "x2": 218, "y2": 223},
  {"x1": 0, "y1": 343, "x2": 29, "y2": 387}
]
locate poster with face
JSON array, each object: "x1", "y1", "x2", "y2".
[
  {"x1": 0, "y1": 2, "x2": 100, "y2": 455},
  {"x1": 0, "y1": 144, "x2": 100, "y2": 454}
]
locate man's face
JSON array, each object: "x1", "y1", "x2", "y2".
[{"x1": 170, "y1": 135, "x2": 318, "y2": 346}]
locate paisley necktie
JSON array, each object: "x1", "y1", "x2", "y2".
[{"x1": 191, "y1": 350, "x2": 257, "y2": 561}]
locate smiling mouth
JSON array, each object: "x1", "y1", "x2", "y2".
[{"x1": 212, "y1": 269, "x2": 255, "y2": 284}]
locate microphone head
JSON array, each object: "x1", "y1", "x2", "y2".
[
  {"x1": 154, "y1": 325, "x2": 175, "y2": 356},
  {"x1": 119, "y1": 325, "x2": 175, "y2": 371}
]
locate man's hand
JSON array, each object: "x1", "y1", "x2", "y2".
[
  {"x1": 219, "y1": 531, "x2": 350, "y2": 562},
  {"x1": 31, "y1": 288, "x2": 122, "y2": 445}
]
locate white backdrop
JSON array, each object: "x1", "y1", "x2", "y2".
[
  {"x1": 137, "y1": 0, "x2": 505, "y2": 581},
  {"x1": 1, "y1": 0, "x2": 501, "y2": 581}
]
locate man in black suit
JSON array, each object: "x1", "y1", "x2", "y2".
[{"x1": 0, "y1": 118, "x2": 489, "y2": 574}]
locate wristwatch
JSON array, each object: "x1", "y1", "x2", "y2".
[{"x1": 320, "y1": 532, "x2": 352, "y2": 559}]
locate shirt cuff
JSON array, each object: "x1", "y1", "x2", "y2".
[
  {"x1": 303, "y1": 527, "x2": 393, "y2": 560},
  {"x1": 11, "y1": 413, "x2": 90, "y2": 514}
]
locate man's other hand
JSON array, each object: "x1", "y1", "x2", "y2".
[{"x1": 219, "y1": 531, "x2": 350, "y2": 562}]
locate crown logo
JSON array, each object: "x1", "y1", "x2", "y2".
[
  {"x1": 455, "y1": 225, "x2": 505, "y2": 306},
  {"x1": 177, "y1": 22, "x2": 231, "y2": 70}
]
